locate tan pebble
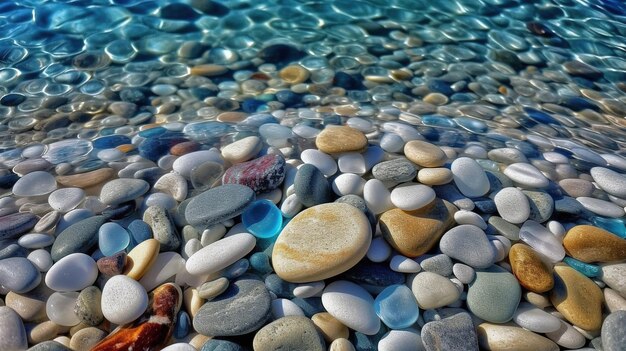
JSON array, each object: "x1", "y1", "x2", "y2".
[
  {"x1": 221, "y1": 136, "x2": 263, "y2": 164},
  {"x1": 477, "y1": 323, "x2": 559, "y2": 351},
  {"x1": 279, "y1": 65, "x2": 310, "y2": 84},
  {"x1": 550, "y1": 265, "x2": 603, "y2": 331},
  {"x1": 56, "y1": 168, "x2": 114, "y2": 189},
  {"x1": 329, "y1": 338, "x2": 356, "y2": 351},
  {"x1": 154, "y1": 173, "x2": 188, "y2": 202},
  {"x1": 217, "y1": 111, "x2": 248, "y2": 123},
  {"x1": 509, "y1": 244, "x2": 554, "y2": 293},
  {"x1": 5, "y1": 288, "x2": 49, "y2": 322},
  {"x1": 334, "y1": 105, "x2": 360, "y2": 116},
  {"x1": 29, "y1": 320, "x2": 61, "y2": 344},
  {"x1": 123, "y1": 239, "x2": 160, "y2": 280},
  {"x1": 272, "y1": 203, "x2": 372, "y2": 283},
  {"x1": 379, "y1": 198, "x2": 456, "y2": 257},
  {"x1": 417, "y1": 167, "x2": 453, "y2": 185},
  {"x1": 558, "y1": 179, "x2": 594, "y2": 198},
  {"x1": 70, "y1": 327, "x2": 107, "y2": 351},
  {"x1": 423, "y1": 92, "x2": 449, "y2": 105},
  {"x1": 315, "y1": 126, "x2": 368, "y2": 154},
  {"x1": 604, "y1": 288, "x2": 626, "y2": 312},
  {"x1": 183, "y1": 288, "x2": 205, "y2": 319},
  {"x1": 404, "y1": 140, "x2": 447, "y2": 168},
  {"x1": 188, "y1": 333, "x2": 211, "y2": 349},
  {"x1": 190, "y1": 64, "x2": 228, "y2": 77},
  {"x1": 523, "y1": 291, "x2": 552, "y2": 309},
  {"x1": 53, "y1": 336, "x2": 71, "y2": 347},
  {"x1": 311, "y1": 312, "x2": 350, "y2": 343},
  {"x1": 390, "y1": 69, "x2": 412, "y2": 81},
  {"x1": 562, "y1": 225, "x2": 626, "y2": 263},
  {"x1": 197, "y1": 277, "x2": 229, "y2": 300}
]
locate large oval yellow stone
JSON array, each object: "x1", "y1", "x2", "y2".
[
  {"x1": 509, "y1": 244, "x2": 554, "y2": 293},
  {"x1": 563, "y1": 225, "x2": 626, "y2": 263},
  {"x1": 272, "y1": 203, "x2": 371, "y2": 283},
  {"x1": 124, "y1": 239, "x2": 159, "y2": 280},
  {"x1": 550, "y1": 265, "x2": 603, "y2": 331},
  {"x1": 315, "y1": 126, "x2": 368, "y2": 154}
]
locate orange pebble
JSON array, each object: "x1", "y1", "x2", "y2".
[{"x1": 170, "y1": 141, "x2": 201, "y2": 156}]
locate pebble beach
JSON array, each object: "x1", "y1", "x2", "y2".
[{"x1": 1, "y1": 0, "x2": 626, "y2": 350}]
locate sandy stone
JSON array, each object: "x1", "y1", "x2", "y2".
[
  {"x1": 315, "y1": 126, "x2": 368, "y2": 154},
  {"x1": 279, "y1": 65, "x2": 310, "y2": 84},
  {"x1": 272, "y1": 203, "x2": 371, "y2": 283},
  {"x1": 55, "y1": 168, "x2": 114, "y2": 189},
  {"x1": 417, "y1": 167, "x2": 453, "y2": 185},
  {"x1": 329, "y1": 338, "x2": 356, "y2": 351},
  {"x1": 123, "y1": 239, "x2": 160, "y2": 280},
  {"x1": 190, "y1": 64, "x2": 228, "y2": 76},
  {"x1": 550, "y1": 265, "x2": 603, "y2": 331},
  {"x1": 563, "y1": 225, "x2": 626, "y2": 263},
  {"x1": 509, "y1": 244, "x2": 554, "y2": 293},
  {"x1": 69, "y1": 327, "x2": 107, "y2": 351},
  {"x1": 217, "y1": 111, "x2": 248, "y2": 123},
  {"x1": 477, "y1": 323, "x2": 559, "y2": 351},
  {"x1": 29, "y1": 320, "x2": 61, "y2": 344},
  {"x1": 253, "y1": 316, "x2": 325, "y2": 351},
  {"x1": 404, "y1": 140, "x2": 447, "y2": 167},
  {"x1": 379, "y1": 198, "x2": 456, "y2": 257},
  {"x1": 311, "y1": 312, "x2": 350, "y2": 343}
]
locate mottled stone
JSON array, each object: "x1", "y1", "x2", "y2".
[
  {"x1": 74, "y1": 286, "x2": 103, "y2": 326},
  {"x1": 467, "y1": 266, "x2": 521, "y2": 323},
  {"x1": 294, "y1": 164, "x2": 331, "y2": 207},
  {"x1": 96, "y1": 251, "x2": 127, "y2": 276},
  {"x1": 143, "y1": 206, "x2": 180, "y2": 252},
  {"x1": 551, "y1": 265, "x2": 603, "y2": 331},
  {"x1": 509, "y1": 244, "x2": 554, "y2": 293},
  {"x1": 602, "y1": 311, "x2": 626, "y2": 351},
  {"x1": 222, "y1": 154, "x2": 285, "y2": 193},
  {"x1": 404, "y1": 140, "x2": 447, "y2": 168},
  {"x1": 51, "y1": 216, "x2": 106, "y2": 262},
  {"x1": 99, "y1": 179, "x2": 150, "y2": 206},
  {"x1": 563, "y1": 225, "x2": 626, "y2": 263},
  {"x1": 253, "y1": 316, "x2": 325, "y2": 351},
  {"x1": 185, "y1": 184, "x2": 255, "y2": 227},
  {"x1": 422, "y1": 313, "x2": 479, "y2": 351}
]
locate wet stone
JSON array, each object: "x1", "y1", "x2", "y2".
[
  {"x1": 185, "y1": 184, "x2": 255, "y2": 228},
  {"x1": 222, "y1": 154, "x2": 286, "y2": 193}
]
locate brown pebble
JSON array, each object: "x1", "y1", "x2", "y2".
[
  {"x1": 550, "y1": 265, "x2": 603, "y2": 331},
  {"x1": 217, "y1": 112, "x2": 248, "y2": 123},
  {"x1": 315, "y1": 126, "x2": 368, "y2": 154},
  {"x1": 562, "y1": 225, "x2": 626, "y2": 263},
  {"x1": 170, "y1": 141, "x2": 201, "y2": 156},
  {"x1": 311, "y1": 312, "x2": 350, "y2": 343},
  {"x1": 70, "y1": 327, "x2": 107, "y2": 351},
  {"x1": 279, "y1": 65, "x2": 310, "y2": 84},
  {"x1": 509, "y1": 244, "x2": 554, "y2": 293},
  {"x1": 56, "y1": 168, "x2": 114, "y2": 189},
  {"x1": 190, "y1": 64, "x2": 228, "y2": 77},
  {"x1": 97, "y1": 251, "x2": 127, "y2": 277}
]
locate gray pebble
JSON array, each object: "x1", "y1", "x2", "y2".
[
  {"x1": 143, "y1": 205, "x2": 180, "y2": 251},
  {"x1": 0, "y1": 257, "x2": 41, "y2": 294},
  {"x1": 523, "y1": 190, "x2": 554, "y2": 223},
  {"x1": 601, "y1": 310, "x2": 626, "y2": 351},
  {"x1": 185, "y1": 184, "x2": 255, "y2": 228},
  {"x1": 294, "y1": 164, "x2": 331, "y2": 207},
  {"x1": 420, "y1": 254, "x2": 454, "y2": 277},
  {"x1": 440, "y1": 224, "x2": 495, "y2": 269},
  {"x1": 372, "y1": 158, "x2": 417, "y2": 183},
  {"x1": 422, "y1": 312, "x2": 479, "y2": 351}
]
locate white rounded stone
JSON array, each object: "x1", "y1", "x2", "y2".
[
  {"x1": 503, "y1": 163, "x2": 550, "y2": 188},
  {"x1": 46, "y1": 291, "x2": 81, "y2": 326},
  {"x1": 271, "y1": 298, "x2": 305, "y2": 319},
  {"x1": 451, "y1": 157, "x2": 490, "y2": 197},
  {"x1": 390, "y1": 255, "x2": 421, "y2": 273},
  {"x1": 48, "y1": 188, "x2": 85, "y2": 213},
  {"x1": 409, "y1": 272, "x2": 461, "y2": 309},
  {"x1": 380, "y1": 133, "x2": 405, "y2": 153},
  {"x1": 513, "y1": 302, "x2": 561, "y2": 333},
  {"x1": 332, "y1": 173, "x2": 366, "y2": 196},
  {"x1": 12, "y1": 171, "x2": 57, "y2": 197},
  {"x1": 154, "y1": 173, "x2": 188, "y2": 202},
  {"x1": 221, "y1": 136, "x2": 262, "y2": 164},
  {"x1": 576, "y1": 197, "x2": 625, "y2": 218},
  {"x1": 186, "y1": 233, "x2": 256, "y2": 276},
  {"x1": 280, "y1": 194, "x2": 303, "y2": 219},
  {"x1": 293, "y1": 281, "x2": 325, "y2": 298},
  {"x1": 18, "y1": 233, "x2": 55, "y2": 249},
  {"x1": 519, "y1": 220, "x2": 565, "y2": 262},
  {"x1": 173, "y1": 150, "x2": 223, "y2": 178},
  {"x1": 366, "y1": 237, "x2": 392, "y2": 263},
  {"x1": 161, "y1": 343, "x2": 198, "y2": 351},
  {"x1": 453, "y1": 210, "x2": 487, "y2": 229},
  {"x1": 322, "y1": 280, "x2": 381, "y2": 335},
  {"x1": 364, "y1": 179, "x2": 394, "y2": 215},
  {"x1": 338, "y1": 153, "x2": 367, "y2": 175},
  {"x1": 45, "y1": 253, "x2": 98, "y2": 292},
  {"x1": 139, "y1": 252, "x2": 185, "y2": 292},
  {"x1": 378, "y1": 328, "x2": 424, "y2": 351},
  {"x1": 101, "y1": 275, "x2": 149, "y2": 325},
  {"x1": 301, "y1": 149, "x2": 337, "y2": 177},
  {"x1": 494, "y1": 187, "x2": 530, "y2": 224},
  {"x1": 390, "y1": 184, "x2": 436, "y2": 211},
  {"x1": 545, "y1": 319, "x2": 586, "y2": 349},
  {"x1": 27, "y1": 249, "x2": 53, "y2": 272}
]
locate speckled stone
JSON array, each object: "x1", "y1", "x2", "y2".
[
  {"x1": 69, "y1": 327, "x2": 107, "y2": 351},
  {"x1": 467, "y1": 266, "x2": 521, "y2": 324},
  {"x1": 253, "y1": 316, "x2": 325, "y2": 351},
  {"x1": 50, "y1": 215, "x2": 106, "y2": 262},
  {"x1": 404, "y1": 140, "x2": 447, "y2": 168},
  {"x1": 563, "y1": 225, "x2": 626, "y2": 263},
  {"x1": 99, "y1": 178, "x2": 150, "y2": 206},
  {"x1": 316, "y1": 126, "x2": 368, "y2": 154},
  {"x1": 523, "y1": 190, "x2": 554, "y2": 223},
  {"x1": 0, "y1": 306, "x2": 28, "y2": 351},
  {"x1": 591, "y1": 167, "x2": 626, "y2": 199},
  {"x1": 193, "y1": 278, "x2": 271, "y2": 336},
  {"x1": 185, "y1": 184, "x2": 255, "y2": 227},
  {"x1": 422, "y1": 313, "x2": 479, "y2": 351},
  {"x1": 143, "y1": 205, "x2": 180, "y2": 252},
  {"x1": 27, "y1": 340, "x2": 72, "y2": 351},
  {"x1": 222, "y1": 154, "x2": 286, "y2": 193},
  {"x1": 550, "y1": 265, "x2": 603, "y2": 331},
  {"x1": 602, "y1": 311, "x2": 626, "y2": 351},
  {"x1": 509, "y1": 244, "x2": 554, "y2": 293},
  {"x1": 74, "y1": 286, "x2": 103, "y2": 326},
  {"x1": 200, "y1": 339, "x2": 245, "y2": 351},
  {"x1": 0, "y1": 257, "x2": 42, "y2": 294},
  {"x1": 477, "y1": 323, "x2": 559, "y2": 351},
  {"x1": 372, "y1": 158, "x2": 417, "y2": 184},
  {"x1": 439, "y1": 224, "x2": 495, "y2": 269}
]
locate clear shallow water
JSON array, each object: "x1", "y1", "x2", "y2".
[{"x1": 1, "y1": 0, "x2": 626, "y2": 350}]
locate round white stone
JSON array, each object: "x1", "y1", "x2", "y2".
[
  {"x1": 154, "y1": 173, "x2": 188, "y2": 202},
  {"x1": 366, "y1": 237, "x2": 392, "y2": 263},
  {"x1": 101, "y1": 275, "x2": 149, "y2": 325},
  {"x1": 494, "y1": 187, "x2": 530, "y2": 224},
  {"x1": 382, "y1": 122, "x2": 422, "y2": 141},
  {"x1": 45, "y1": 253, "x2": 98, "y2": 292},
  {"x1": 592, "y1": 167, "x2": 626, "y2": 197},
  {"x1": 503, "y1": 163, "x2": 549, "y2": 188},
  {"x1": 293, "y1": 281, "x2": 325, "y2": 298},
  {"x1": 12, "y1": 171, "x2": 57, "y2": 197},
  {"x1": 409, "y1": 272, "x2": 461, "y2": 309},
  {"x1": 451, "y1": 157, "x2": 490, "y2": 197},
  {"x1": 576, "y1": 197, "x2": 625, "y2": 218},
  {"x1": 390, "y1": 184, "x2": 436, "y2": 211},
  {"x1": 378, "y1": 328, "x2": 424, "y2": 351},
  {"x1": 139, "y1": 252, "x2": 185, "y2": 292},
  {"x1": 0, "y1": 306, "x2": 28, "y2": 351},
  {"x1": 338, "y1": 153, "x2": 367, "y2": 175},
  {"x1": 364, "y1": 179, "x2": 394, "y2": 215},
  {"x1": 48, "y1": 187, "x2": 85, "y2": 212},
  {"x1": 186, "y1": 233, "x2": 256, "y2": 276},
  {"x1": 513, "y1": 302, "x2": 561, "y2": 333},
  {"x1": 271, "y1": 298, "x2": 305, "y2": 319},
  {"x1": 332, "y1": 173, "x2": 366, "y2": 196},
  {"x1": 173, "y1": 150, "x2": 223, "y2": 178},
  {"x1": 300, "y1": 149, "x2": 337, "y2": 177},
  {"x1": 380, "y1": 133, "x2": 405, "y2": 153},
  {"x1": 221, "y1": 136, "x2": 262, "y2": 164},
  {"x1": 161, "y1": 343, "x2": 198, "y2": 351},
  {"x1": 322, "y1": 280, "x2": 381, "y2": 335},
  {"x1": 519, "y1": 220, "x2": 565, "y2": 262},
  {"x1": 27, "y1": 249, "x2": 53, "y2": 272},
  {"x1": 18, "y1": 233, "x2": 55, "y2": 249},
  {"x1": 453, "y1": 210, "x2": 487, "y2": 229},
  {"x1": 390, "y1": 255, "x2": 421, "y2": 273},
  {"x1": 280, "y1": 194, "x2": 303, "y2": 219}
]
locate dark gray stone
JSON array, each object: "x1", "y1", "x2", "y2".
[
  {"x1": 185, "y1": 184, "x2": 255, "y2": 227},
  {"x1": 193, "y1": 278, "x2": 271, "y2": 336},
  {"x1": 200, "y1": 339, "x2": 245, "y2": 351},
  {"x1": 422, "y1": 312, "x2": 479, "y2": 351},
  {"x1": 602, "y1": 310, "x2": 626, "y2": 351},
  {"x1": 372, "y1": 158, "x2": 417, "y2": 183},
  {"x1": 100, "y1": 178, "x2": 150, "y2": 205},
  {"x1": 420, "y1": 254, "x2": 454, "y2": 277},
  {"x1": 294, "y1": 164, "x2": 331, "y2": 207},
  {"x1": 51, "y1": 215, "x2": 106, "y2": 262}
]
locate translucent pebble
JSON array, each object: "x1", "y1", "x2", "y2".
[
  {"x1": 292, "y1": 124, "x2": 320, "y2": 139},
  {"x1": 338, "y1": 153, "x2": 367, "y2": 175},
  {"x1": 563, "y1": 257, "x2": 601, "y2": 277},
  {"x1": 46, "y1": 292, "x2": 80, "y2": 326},
  {"x1": 592, "y1": 217, "x2": 626, "y2": 238},
  {"x1": 48, "y1": 187, "x2": 85, "y2": 212},
  {"x1": 366, "y1": 237, "x2": 392, "y2": 263},
  {"x1": 27, "y1": 249, "x2": 53, "y2": 272},
  {"x1": 259, "y1": 123, "x2": 293, "y2": 140},
  {"x1": 380, "y1": 133, "x2": 405, "y2": 153},
  {"x1": 12, "y1": 171, "x2": 57, "y2": 197},
  {"x1": 242, "y1": 199, "x2": 283, "y2": 239},
  {"x1": 143, "y1": 192, "x2": 177, "y2": 211},
  {"x1": 519, "y1": 220, "x2": 565, "y2": 262},
  {"x1": 98, "y1": 222, "x2": 130, "y2": 256},
  {"x1": 97, "y1": 148, "x2": 125, "y2": 162},
  {"x1": 374, "y1": 284, "x2": 419, "y2": 329},
  {"x1": 42, "y1": 139, "x2": 92, "y2": 165},
  {"x1": 22, "y1": 144, "x2": 45, "y2": 158}
]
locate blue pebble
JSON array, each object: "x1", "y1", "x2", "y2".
[
  {"x1": 291, "y1": 297, "x2": 324, "y2": 317},
  {"x1": 173, "y1": 310, "x2": 191, "y2": 339},
  {"x1": 0, "y1": 172, "x2": 20, "y2": 188},
  {"x1": 242, "y1": 98, "x2": 265, "y2": 113},
  {"x1": 126, "y1": 219, "x2": 153, "y2": 249},
  {"x1": 454, "y1": 117, "x2": 488, "y2": 133},
  {"x1": 223, "y1": 258, "x2": 250, "y2": 279},
  {"x1": 265, "y1": 273, "x2": 297, "y2": 298},
  {"x1": 374, "y1": 284, "x2": 419, "y2": 329},
  {"x1": 242, "y1": 199, "x2": 283, "y2": 239},
  {"x1": 421, "y1": 115, "x2": 456, "y2": 128},
  {"x1": 138, "y1": 131, "x2": 188, "y2": 161},
  {"x1": 524, "y1": 107, "x2": 561, "y2": 125},
  {"x1": 275, "y1": 90, "x2": 303, "y2": 107},
  {"x1": 427, "y1": 79, "x2": 455, "y2": 96},
  {"x1": 323, "y1": 114, "x2": 342, "y2": 126},
  {"x1": 238, "y1": 113, "x2": 278, "y2": 128},
  {"x1": 562, "y1": 96, "x2": 599, "y2": 111},
  {"x1": 190, "y1": 87, "x2": 218, "y2": 100},
  {"x1": 250, "y1": 252, "x2": 273, "y2": 274},
  {"x1": 564, "y1": 257, "x2": 601, "y2": 277},
  {"x1": 201, "y1": 339, "x2": 245, "y2": 351},
  {"x1": 333, "y1": 71, "x2": 365, "y2": 90},
  {"x1": 473, "y1": 198, "x2": 497, "y2": 214},
  {"x1": 592, "y1": 216, "x2": 626, "y2": 238},
  {"x1": 98, "y1": 222, "x2": 130, "y2": 256},
  {"x1": 182, "y1": 121, "x2": 231, "y2": 141},
  {"x1": 138, "y1": 126, "x2": 167, "y2": 138}
]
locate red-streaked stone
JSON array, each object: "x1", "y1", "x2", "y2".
[{"x1": 222, "y1": 154, "x2": 286, "y2": 193}]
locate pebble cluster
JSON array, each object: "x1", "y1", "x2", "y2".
[{"x1": 1, "y1": 0, "x2": 626, "y2": 350}]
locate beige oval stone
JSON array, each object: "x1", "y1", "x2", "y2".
[
  {"x1": 329, "y1": 338, "x2": 356, "y2": 351},
  {"x1": 272, "y1": 203, "x2": 371, "y2": 283},
  {"x1": 311, "y1": 312, "x2": 350, "y2": 343},
  {"x1": 604, "y1": 288, "x2": 626, "y2": 313},
  {"x1": 123, "y1": 239, "x2": 160, "y2": 280},
  {"x1": 509, "y1": 244, "x2": 554, "y2": 293},
  {"x1": 550, "y1": 265, "x2": 603, "y2": 331},
  {"x1": 315, "y1": 126, "x2": 368, "y2": 154},
  {"x1": 70, "y1": 327, "x2": 107, "y2": 351},
  {"x1": 279, "y1": 65, "x2": 310, "y2": 84},
  {"x1": 188, "y1": 333, "x2": 211, "y2": 349},
  {"x1": 56, "y1": 168, "x2": 114, "y2": 189},
  {"x1": 197, "y1": 277, "x2": 229, "y2": 300},
  {"x1": 523, "y1": 291, "x2": 552, "y2": 310},
  {"x1": 5, "y1": 285, "x2": 51, "y2": 322},
  {"x1": 190, "y1": 64, "x2": 228, "y2": 77},
  {"x1": 563, "y1": 225, "x2": 626, "y2": 263},
  {"x1": 379, "y1": 198, "x2": 456, "y2": 257},
  {"x1": 477, "y1": 323, "x2": 559, "y2": 351},
  {"x1": 28, "y1": 321, "x2": 61, "y2": 344},
  {"x1": 253, "y1": 316, "x2": 325, "y2": 351},
  {"x1": 183, "y1": 288, "x2": 204, "y2": 319},
  {"x1": 221, "y1": 136, "x2": 263, "y2": 164},
  {"x1": 217, "y1": 111, "x2": 248, "y2": 123},
  {"x1": 404, "y1": 140, "x2": 447, "y2": 168},
  {"x1": 417, "y1": 167, "x2": 453, "y2": 185}
]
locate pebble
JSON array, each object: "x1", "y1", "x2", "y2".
[
  {"x1": 372, "y1": 158, "x2": 417, "y2": 184},
  {"x1": 311, "y1": 312, "x2": 349, "y2": 343},
  {"x1": 389, "y1": 255, "x2": 421, "y2": 273},
  {"x1": 200, "y1": 340, "x2": 245, "y2": 351},
  {"x1": 0, "y1": 212, "x2": 38, "y2": 240},
  {"x1": 74, "y1": 286, "x2": 103, "y2": 326},
  {"x1": 577, "y1": 196, "x2": 625, "y2": 218},
  {"x1": 332, "y1": 173, "x2": 366, "y2": 197},
  {"x1": 439, "y1": 224, "x2": 495, "y2": 268},
  {"x1": 242, "y1": 199, "x2": 282, "y2": 238},
  {"x1": 143, "y1": 205, "x2": 180, "y2": 252},
  {"x1": 322, "y1": 280, "x2": 381, "y2": 335},
  {"x1": 12, "y1": 171, "x2": 57, "y2": 197},
  {"x1": 453, "y1": 263, "x2": 475, "y2": 284},
  {"x1": 563, "y1": 225, "x2": 626, "y2": 262},
  {"x1": 272, "y1": 203, "x2": 371, "y2": 282},
  {"x1": 601, "y1": 263, "x2": 626, "y2": 297},
  {"x1": 55, "y1": 168, "x2": 114, "y2": 189},
  {"x1": 404, "y1": 140, "x2": 447, "y2": 167},
  {"x1": 558, "y1": 178, "x2": 594, "y2": 198},
  {"x1": 509, "y1": 244, "x2": 554, "y2": 293},
  {"x1": 193, "y1": 278, "x2": 272, "y2": 336},
  {"x1": 488, "y1": 148, "x2": 529, "y2": 164},
  {"x1": 139, "y1": 251, "x2": 184, "y2": 292},
  {"x1": 18, "y1": 233, "x2": 55, "y2": 249},
  {"x1": 0, "y1": 306, "x2": 28, "y2": 351},
  {"x1": 591, "y1": 167, "x2": 626, "y2": 199},
  {"x1": 186, "y1": 233, "x2": 256, "y2": 276},
  {"x1": 293, "y1": 164, "x2": 331, "y2": 207},
  {"x1": 550, "y1": 265, "x2": 603, "y2": 331},
  {"x1": 173, "y1": 150, "x2": 223, "y2": 179},
  {"x1": 222, "y1": 154, "x2": 286, "y2": 193},
  {"x1": 99, "y1": 178, "x2": 149, "y2": 206},
  {"x1": 422, "y1": 313, "x2": 478, "y2": 351},
  {"x1": 253, "y1": 316, "x2": 325, "y2": 351},
  {"x1": 50, "y1": 215, "x2": 106, "y2": 262},
  {"x1": 451, "y1": 157, "x2": 490, "y2": 197},
  {"x1": 417, "y1": 167, "x2": 453, "y2": 185},
  {"x1": 494, "y1": 187, "x2": 530, "y2": 224},
  {"x1": 221, "y1": 136, "x2": 262, "y2": 164},
  {"x1": 379, "y1": 198, "x2": 456, "y2": 257},
  {"x1": 338, "y1": 153, "x2": 367, "y2": 175},
  {"x1": 513, "y1": 302, "x2": 561, "y2": 333},
  {"x1": 185, "y1": 184, "x2": 255, "y2": 227},
  {"x1": 503, "y1": 163, "x2": 550, "y2": 188},
  {"x1": 301, "y1": 149, "x2": 338, "y2": 177},
  {"x1": 410, "y1": 271, "x2": 460, "y2": 309},
  {"x1": 373, "y1": 284, "x2": 419, "y2": 329},
  {"x1": 467, "y1": 265, "x2": 521, "y2": 323},
  {"x1": 420, "y1": 254, "x2": 453, "y2": 277},
  {"x1": 329, "y1": 338, "x2": 356, "y2": 351},
  {"x1": 519, "y1": 220, "x2": 566, "y2": 262},
  {"x1": 477, "y1": 323, "x2": 559, "y2": 351},
  {"x1": 123, "y1": 238, "x2": 159, "y2": 280},
  {"x1": 363, "y1": 179, "x2": 394, "y2": 215},
  {"x1": 0, "y1": 257, "x2": 41, "y2": 293},
  {"x1": 47, "y1": 188, "x2": 85, "y2": 213},
  {"x1": 45, "y1": 253, "x2": 98, "y2": 292},
  {"x1": 545, "y1": 319, "x2": 587, "y2": 349},
  {"x1": 524, "y1": 190, "x2": 554, "y2": 223},
  {"x1": 154, "y1": 173, "x2": 188, "y2": 202},
  {"x1": 390, "y1": 184, "x2": 436, "y2": 211},
  {"x1": 378, "y1": 328, "x2": 424, "y2": 351},
  {"x1": 69, "y1": 327, "x2": 107, "y2": 351},
  {"x1": 46, "y1": 291, "x2": 80, "y2": 326},
  {"x1": 97, "y1": 251, "x2": 127, "y2": 276},
  {"x1": 98, "y1": 222, "x2": 130, "y2": 256},
  {"x1": 316, "y1": 126, "x2": 368, "y2": 154},
  {"x1": 601, "y1": 311, "x2": 626, "y2": 351},
  {"x1": 101, "y1": 274, "x2": 149, "y2": 325}
]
